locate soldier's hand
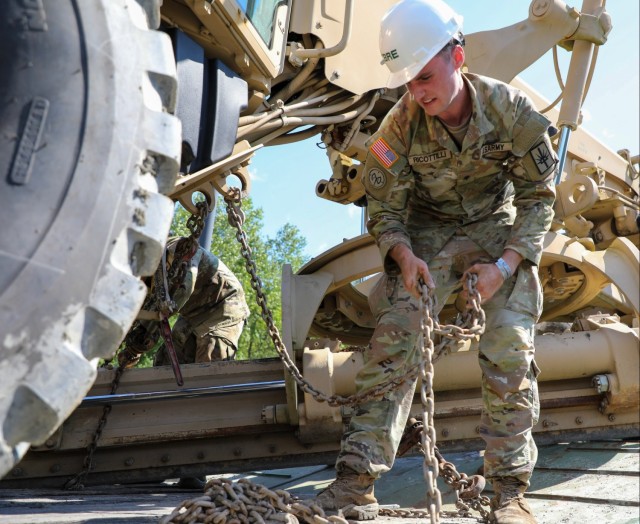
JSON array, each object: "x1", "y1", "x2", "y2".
[
  {"x1": 462, "y1": 263, "x2": 503, "y2": 305},
  {"x1": 390, "y1": 244, "x2": 434, "y2": 298}
]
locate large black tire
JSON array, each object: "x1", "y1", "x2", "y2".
[{"x1": 0, "y1": 0, "x2": 180, "y2": 477}]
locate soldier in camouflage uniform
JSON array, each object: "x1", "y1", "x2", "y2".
[
  {"x1": 120, "y1": 236, "x2": 250, "y2": 368},
  {"x1": 314, "y1": 1, "x2": 556, "y2": 522},
  {"x1": 119, "y1": 236, "x2": 249, "y2": 489}
]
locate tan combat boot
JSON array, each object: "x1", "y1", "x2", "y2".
[
  {"x1": 312, "y1": 468, "x2": 379, "y2": 520},
  {"x1": 490, "y1": 477, "x2": 537, "y2": 524}
]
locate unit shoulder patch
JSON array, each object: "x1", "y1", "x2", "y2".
[
  {"x1": 530, "y1": 141, "x2": 555, "y2": 175},
  {"x1": 367, "y1": 167, "x2": 387, "y2": 190}
]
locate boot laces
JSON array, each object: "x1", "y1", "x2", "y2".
[{"x1": 497, "y1": 479, "x2": 524, "y2": 506}]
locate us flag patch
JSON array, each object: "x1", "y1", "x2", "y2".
[{"x1": 370, "y1": 137, "x2": 399, "y2": 168}]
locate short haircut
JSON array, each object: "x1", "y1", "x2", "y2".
[{"x1": 437, "y1": 32, "x2": 465, "y2": 57}]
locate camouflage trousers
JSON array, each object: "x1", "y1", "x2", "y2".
[
  {"x1": 337, "y1": 236, "x2": 542, "y2": 486},
  {"x1": 154, "y1": 316, "x2": 245, "y2": 365}
]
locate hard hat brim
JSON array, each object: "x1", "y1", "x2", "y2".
[{"x1": 386, "y1": 63, "x2": 426, "y2": 89}]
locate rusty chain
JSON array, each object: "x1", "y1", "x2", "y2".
[
  {"x1": 398, "y1": 419, "x2": 492, "y2": 522},
  {"x1": 423, "y1": 276, "x2": 485, "y2": 523},
  {"x1": 160, "y1": 477, "x2": 476, "y2": 524},
  {"x1": 380, "y1": 279, "x2": 486, "y2": 523},
  {"x1": 438, "y1": 447, "x2": 491, "y2": 522},
  {"x1": 163, "y1": 200, "x2": 209, "y2": 312},
  {"x1": 65, "y1": 202, "x2": 211, "y2": 489}
]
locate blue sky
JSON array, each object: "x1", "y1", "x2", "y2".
[{"x1": 246, "y1": 1, "x2": 639, "y2": 259}]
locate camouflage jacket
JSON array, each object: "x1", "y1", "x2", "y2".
[
  {"x1": 126, "y1": 238, "x2": 249, "y2": 352},
  {"x1": 163, "y1": 238, "x2": 249, "y2": 332},
  {"x1": 362, "y1": 73, "x2": 557, "y2": 274}
]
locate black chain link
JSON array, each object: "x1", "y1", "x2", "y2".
[{"x1": 63, "y1": 364, "x2": 128, "y2": 490}]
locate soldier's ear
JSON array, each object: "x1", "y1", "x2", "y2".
[{"x1": 452, "y1": 45, "x2": 464, "y2": 70}]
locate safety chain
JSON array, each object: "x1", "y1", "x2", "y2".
[
  {"x1": 418, "y1": 282, "x2": 441, "y2": 521},
  {"x1": 66, "y1": 202, "x2": 211, "y2": 489},
  {"x1": 219, "y1": 192, "x2": 489, "y2": 524},
  {"x1": 399, "y1": 418, "x2": 492, "y2": 522},
  {"x1": 63, "y1": 363, "x2": 129, "y2": 490},
  {"x1": 224, "y1": 194, "x2": 484, "y2": 411}
]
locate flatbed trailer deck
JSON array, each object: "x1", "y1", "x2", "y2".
[{"x1": 2, "y1": 439, "x2": 638, "y2": 524}]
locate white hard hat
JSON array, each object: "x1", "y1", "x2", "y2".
[{"x1": 380, "y1": 0, "x2": 463, "y2": 88}]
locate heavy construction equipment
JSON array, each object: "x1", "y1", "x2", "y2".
[{"x1": 1, "y1": 0, "x2": 638, "y2": 519}]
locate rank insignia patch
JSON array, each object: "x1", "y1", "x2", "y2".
[
  {"x1": 531, "y1": 141, "x2": 554, "y2": 174},
  {"x1": 370, "y1": 137, "x2": 399, "y2": 168}
]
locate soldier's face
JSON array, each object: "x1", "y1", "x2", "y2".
[{"x1": 406, "y1": 46, "x2": 465, "y2": 123}]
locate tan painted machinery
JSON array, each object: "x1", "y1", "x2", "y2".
[{"x1": 0, "y1": 0, "x2": 637, "y2": 488}]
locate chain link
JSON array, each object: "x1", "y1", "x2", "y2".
[
  {"x1": 419, "y1": 283, "x2": 442, "y2": 521},
  {"x1": 160, "y1": 478, "x2": 350, "y2": 524},
  {"x1": 159, "y1": 478, "x2": 482, "y2": 524},
  {"x1": 163, "y1": 200, "x2": 209, "y2": 311},
  {"x1": 224, "y1": 196, "x2": 484, "y2": 411},
  {"x1": 64, "y1": 364, "x2": 128, "y2": 490},
  {"x1": 437, "y1": 448, "x2": 492, "y2": 522},
  {"x1": 222, "y1": 193, "x2": 488, "y2": 524},
  {"x1": 398, "y1": 420, "x2": 492, "y2": 522}
]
